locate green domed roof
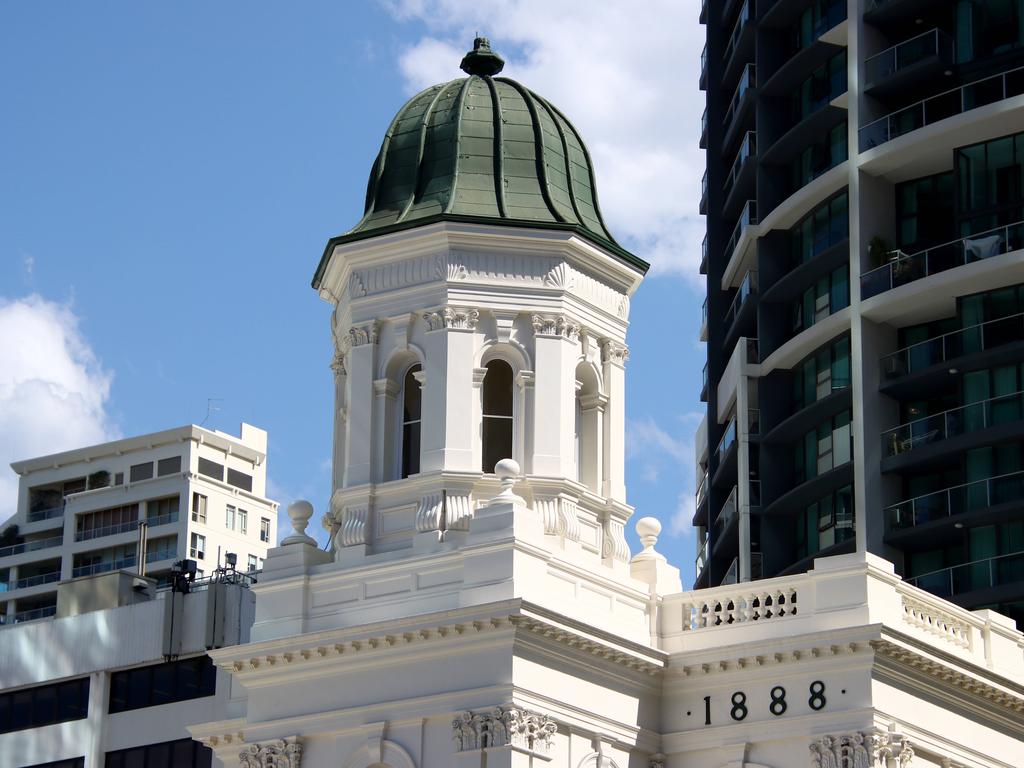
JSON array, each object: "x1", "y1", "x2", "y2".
[{"x1": 314, "y1": 39, "x2": 645, "y2": 287}]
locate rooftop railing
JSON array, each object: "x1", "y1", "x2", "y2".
[
  {"x1": 882, "y1": 390, "x2": 1024, "y2": 458},
  {"x1": 859, "y1": 65, "x2": 1024, "y2": 152},
  {"x1": 886, "y1": 471, "x2": 1024, "y2": 532},
  {"x1": 864, "y1": 28, "x2": 954, "y2": 91},
  {"x1": 0, "y1": 535, "x2": 63, "y2": 559},
  {"x1": 909, "y1": 550, "x2": 1024, "y2": 599},
  {"x1": 881, "y1": 312, "x2": 1024, "y2": 380},
  {"x1": 861, "y1": 221, "x2": 1024, "y2": 300}
]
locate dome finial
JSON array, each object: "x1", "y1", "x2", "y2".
[{"x1": 460, "y1": 36, "x2": 505, "y2": 77}]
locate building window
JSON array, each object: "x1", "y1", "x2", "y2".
[
  {"x1": 896, "y1": 172, "x2": 955, "y2": 253},
  {"x1": 0, "y1": 677, "x2": 90, "y2": 734},
  {"x1": 75, "y1": 503, "x2": 139, "y2": 541},
  {"x1": 791, "y1": 121, "x2": 847, "y2": 193},
  {"x1": 795, "y1": 485, "x2": 854, "y2": 560},
  {"x1": 105, "y1": 739, "x2": 212, "y2": 768},
  {"x1": 401, "y1": 364, "x2": 423, "y2": 478},
  {"x1": 129, "y1": 462, "x2": 153, "y2": 483},
  {"x1": 791, "y1": 50, "x2": 846, "y2": 124},
  {"x1": 156, "y1": 456, "x2": 181, "y2": 477},
  {"x1": 247, "y1": 554, "x2": 258, "y2": 572},
  {"x1": 793, "y1": 410, "x2": 853, "y2": 485},
  {"x1": 237, "y1": 508, "x2": 248, "y2": 534},
  {"x1": 260, "y1": 517, "x2": 271, "y2": 542},
  {"x1": 227, "y1": 468, "x2": 253, "y2": 492},
  {"x1": 146, "y1": 535, "x2": 177, "y2": 564},
  {"x1": 190, "y1": 533, "x2": 206, "y2": 560},
  {"x1": 482, "y1": 359, "x2": 514, "y2": 473},
  {"x1": 108, "y1": 656, "x2": 217, "y2": 713},
  {"x1": 792, "y1": 336, "x2": 851, "y2": 412},
  {"x1": 791, "y1": 265, "x2": 849, "y2": 334},
  {"x1": 191, "y1": 493, "x2": 207, "y2": 523},
  {"x1": 147, "y1": 496, "x2": 179, "y2": 525},
  {"x1": 790, "y1": 190, "x2": 849, "y2": 267},
  {"x1": 956, "y1": 129, "x2": 1024, "y2": 237},
  {"x1": 197, "y1": 457, "x2": 224, "y2": 482},
  {"x1": 225, "y1": 505, "x2": 236, "y2": 530}
]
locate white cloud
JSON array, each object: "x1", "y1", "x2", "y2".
[
  {"x1": 0, "y1": 295, "x2": 118, "y2": 521},
  {"x1": 381, "y1": 0, "x2": 706, "y2": 284}
]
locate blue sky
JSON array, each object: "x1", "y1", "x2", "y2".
[{"x1": 0, "y1": 1, "x2": 705, "y2": 582}]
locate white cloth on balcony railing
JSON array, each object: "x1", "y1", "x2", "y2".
[{"x1": 964, "y1": 234, "x2": 1002, "y2": 261}]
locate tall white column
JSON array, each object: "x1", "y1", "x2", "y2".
[
  {"x1": 85, "y1": 670, "x2": 108, "y2": 768},
  {"x1": 330, "y1": 355, "x2": 348, "y2": 492},
  {"x1": 601, "y1": 340, "x2": 629, "y2": 503},
  {"x1": 531, "y1": 315, "x2": 581, "y2": 478},
  {"x1": 372, "y1": 378, "x2": 399, "y2": 483}
]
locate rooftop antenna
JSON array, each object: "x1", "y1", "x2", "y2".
[{"x1": 200, "y1": 398, "x2": 223, "y2": 427}]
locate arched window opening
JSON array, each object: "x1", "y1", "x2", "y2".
[
  {"x1": 576, "y1": 363, "x2": 603, "y2": 492},
  {"x1": 482, "y1": 359, "x2": 514, "y2": 473},
  {"x1": 401, "y1": 365, "x2": 422, "y2": 478}
]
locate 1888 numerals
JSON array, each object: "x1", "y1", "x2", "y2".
[{"x1": 701, "y1": 681, "x2": 826, "y2": 725}]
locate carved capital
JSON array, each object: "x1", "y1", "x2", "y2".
[
  {"x1": 600, "y1": 339, "x2": 629, "y2": 366},
  {"x1": 330, "y1": 353, "x2": 347, "y2": 375},
  {"x1": 453, "y1": 707, "x2": 557, "y2": 753},
  {"x1": 239, "y1": 737, "x2": 302, "y2": 768},
  {"x1": 531, "y1": 314, "x2": 581, "y2": 341},
  {"x1": 348, "y1": 322, "x2": 379, "y2": 347},
  {"x1": 373, "y1": 378, "x2": 401, "y2": 398},
  {"x1": 809, "y1": 731, "x2": 914, "y2": 768},
  {"x1": 423, "y1": 305, "x2": 480, "y2": 331}
]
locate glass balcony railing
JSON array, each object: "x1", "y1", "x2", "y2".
[
  {"x1": 714, "y1": 486, "x2": 739, "y2": 541},
  {"x1": 859, "y1": 65, "x2": 1024, "y2": 151},
  {"x1": 724, "y1": 132, "x2": 756, "y2": 199},
  {"x1": 909, "y1": 551, "x2": 1024, "y2": 598},
  {"x1": 700, "y1": 107, "x2": 708, "y2": 148},
  {"x1": 701, "y1": 362, "x2": 709, "y2": 399},
  {"x1": 73, "y1": 511, "x2": 179, "y2": 543},
  {"x1": 701, "y1": 297, "x2": 709, "y2": 331},
  {"x1": 725, "y1": 200, "x2": 758, "y2": 264},
  {"x1": 700, "y1": 44, "x2": 708, "y2": 89},
  {"x1": 723, "y1": 270, "x2": 758, "y2": 331},
  {"x1": 10, "y1": 571, "x2": 61, "y2": 590},
  {"x1": 700, "y1": 233, "x2": 708, "y2": 273},
  {"x1": 723, "y1": 64, "x2": 755, "y2": 134},
  {"x1": 721, "y1": 552, "x2": 763, "y2": 585},
  {"x1": 862, "y1": 221, "x2": 1024, "y2": 300},
  {"x1": 700, "y1": 169, "x2": 708, "y2": 213},
  {"x1": 717, "y1": 418, "x2": 738, "y2": 464},
  {"x1": 12, "y1": 605, "x2": 57, "y2": 623},
  {"x1": 0, "y1": 535, "x2": 63, "y2": 559},
  {"x1": 882, "y1": 312, "x2": 1024, "y2": 380},
  {"x1": 27, "y1": 505, "x2": 64, "y2": 523},
  {"x1": 72, "y1": 556, "x2": 137, "y2": 578},
  {"x1": 723, "y1": 0, "x2": 752, "y2": 69},
  {"x1": 146, "y1": 548, "x2": 176, "y2": 564},
  {"x1": 697, "y1": 470, "x2": 709, "y2": 508},
  {"x1": 696, "y1": 536, "x2": 710, "y2": 578},
  {"x1": 145, "y1": 512, "x2": 179, "y2": 528},
  {"x1": 886, "y1": 471, "x2": 1024, "y2": 532},
  {"x1": 864, "y1": 28, "x2": 955, "y2": 91},
  {"x1": 883, "y1": 390, "x2": 1024, "y2": 458}
]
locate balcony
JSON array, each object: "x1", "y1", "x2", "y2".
[
  {"x1": 27, "y1": 505, "x2": 64, "y2": 523},
  {"x1": 886, "y1": 471, "x2": 1024, "y2": 533},
  {"x1": 700, "y1": 297, "x2": 709, "y2": 342},
  {"x1": 700, "y1": 0, "x2": 708, "y2": 24},
  {"x1": 723, "y1": 64, "x2": 756, "y2": 146},
  {"x1": 882, "y1": 390, "x2": 1024, "y2": 459},
  {"x1": 700, "y1": 233, "x2": 708, "y2": 275},
  {"x1": 72, "y1": 556, "x2": 137, "y2": 578},
  {"x1": 716, "y1": 419, "x2": 738, "y2": 467},
  {"x1": 695, "y1": 536, "x2": 709, "y2": 580},
  {"x1": 721, "y1": 552, "x2": 763, "y2": 585},
  {"x1": 700, "y1": 169, "x2": 708, "y2": 215},
  {"x1": 12, "y1": 604, "x2": 57, "y2": 623},
  {"x1": 862, "y1": 222, "x2": 1024, "y2": 300},
  {"x1": 723, "y1": 132, "x2": 756, "y2": 206},
  {"x1": 722, "y1": 0, "x2": 754, "y2": 85},
  {"x1": 74, "y1": 511, "x2": 178, "y2": 543},
  {"x1": 700, "y1": 107, "x2": 708, "y2": 149},
  {"x1": 722, "y1": 269, "x2": 758, "y2": 333},
  {"x1": 696, "y1": 469, "x2": 709, "y2": 510},
  {"x1": 0, "y1": 535, "x2": 63, "y2": 559},
  {"x1": 864, "y1": 29, "x2": 955, "y2": 97},
  {"x1": 713, "y1": 486, "x2": 739, "y2": 544},
  {"x1": 10, "y1": 570, "x2": 61, "y2": 590},
  {"x1": 724, "y1": 200, "x2": 758, "y2": 267},
  {"x1": 881, "y1": 312, "x2": 1024, "y2": 383},
  {"x1": 700, "y1": 44, "x2": 708, "y2": 90},
  {"x1": 701, "y1": 361, "x2": 709, "y2": 402},
  {"x1": 909, "y1": 551, "x2": 1024, "y2": 600},
  {"x1": 864, "y1": 0, "x2": 939, "y2": 27},
  {"x1": 859, "y1": 65, "x2": 1024, "y2": 152}
]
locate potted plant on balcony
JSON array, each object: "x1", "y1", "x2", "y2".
[{"x1": 869, "y1": 235, "x2": 892, "y2": 269}]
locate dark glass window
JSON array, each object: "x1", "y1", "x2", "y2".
[
  {"x1": 482, "y1": 359, "x2": 514, "y2": 473},
  {"x1": 0, "y1": 678, "x2": 89, "y2": 734},
  {"x1": 129, "y1": 463, "x2": 153, "y2": 482},
  {"x1": 26, "y1": 760, "x2": 85, "y2": 768},
  {"x1": 226, "y1": 468, "x2": 252, "y2": 492},
  {"x1": 108, "y1": 656, "x2": 216, "y2": 713},
  {"x1": 401, "y1": 365, "x2": 423, "y2": 478},
  {"x1": 956, "y1": 129, "x2": 1024, "y2": 236},
  {"x1": 791, "y1": 51, "x2": 846, "y2": 124},
  {"x1": 897, "y1": 172, "x2": 955, "y2": 252},
  {"x1": 197, "y1": 458, "x2": 224, "y2": 482},
  {"x1": 105, "y1": 739, "x2": 212, "y2": 768},
  {"x1": 790, "y1": 191, "x2": 849, "y2": 266},
  {"x1": 793, "y1": 336, "x2": 852, "y2": 412},
  {"x1": 791, "y1": 122, "x2": 848, "y2": 192},
  {"x1": 156, "y1": 456, "x2": 181, "y2": 476},
  {"x1": 796, "y1": 485, "x2": 855, "y2": 560}
]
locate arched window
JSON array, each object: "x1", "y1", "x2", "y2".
[
  {"x1": 401, "y1": 365, "x2": 422, "y2": 478},
  {"x1": 482, "y1": 359, "x2": 514, "y2": 473}
]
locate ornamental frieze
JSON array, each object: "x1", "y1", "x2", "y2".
[
  {"x1": 809, "y1": 731, "x2": 914, "y2": 768},
  {"x1": 238, "y1": 737, "x2": 302, "y2": 768}
]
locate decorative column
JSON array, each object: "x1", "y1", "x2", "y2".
[
  {"x1": 372, "y1": 378, "x2": 400, "y2": 483},
  {"x1": 515, "y1": 370, "x2": 535, "y2": 473},
  {"x1": 420, "y1": 306, "x2": 479, "y2": 474},
  {"x1": 600, "y1": 340, "x2": 629, "y2": 503},
  {"x1": 344, "y1": 321, "x2": 379, "y2": 487},
  {"x1": 531, "y1": 314, "x2": 581, "y2": 478},
  {"x1": 330, "y1": 308, "x2": 349, "y2": 492},
  {"x1": 578, "y1": 392, "x2": 607, "y2": 492}
]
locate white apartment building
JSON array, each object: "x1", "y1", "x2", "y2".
[
  {"x1": 1, "y1": 423, "x2": 278, "y2": 624},
  {"x1": 0, "y1": 568, "x2": 255, "y2": 768}
]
